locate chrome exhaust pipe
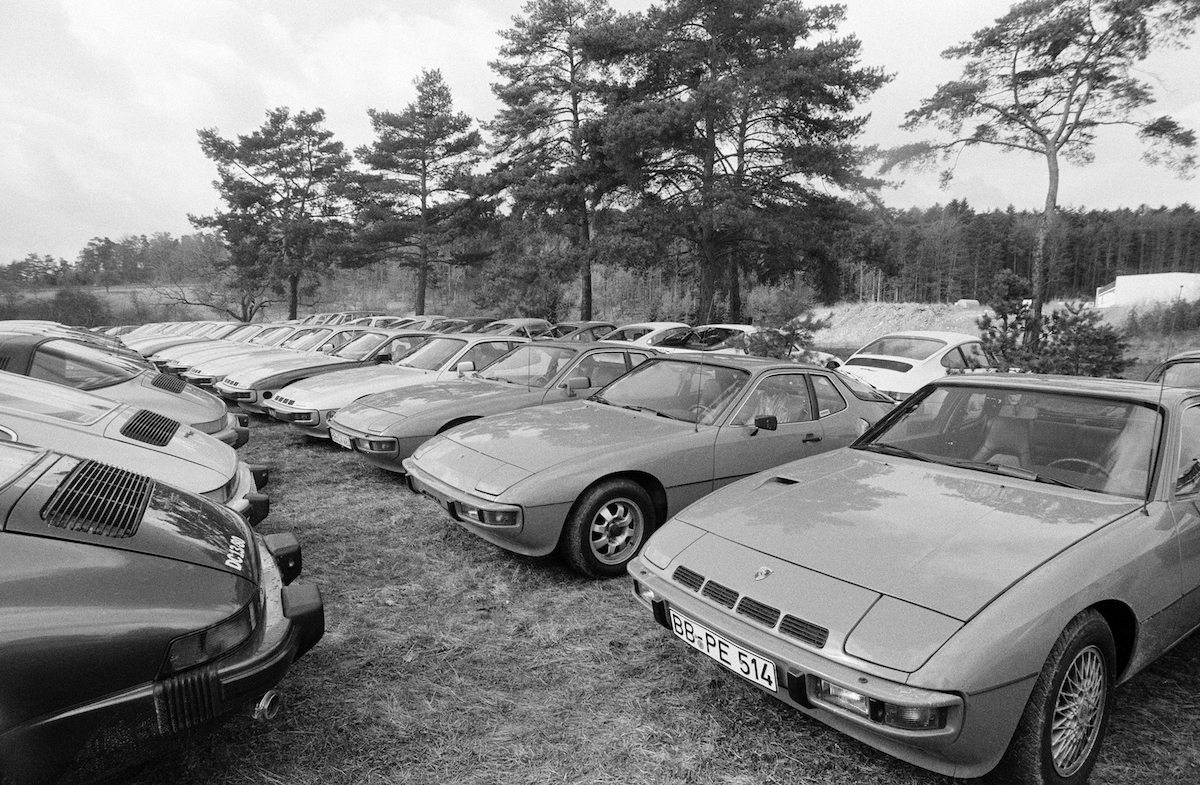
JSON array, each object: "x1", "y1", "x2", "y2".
[{"x1": 251, "y1": 690, "x2": 281, "y2": 721}]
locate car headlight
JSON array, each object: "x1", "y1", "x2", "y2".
[
  {"x1": 814, "y1": 679, "x2": 946, "y2": 731},
  {"x1": 454, "y1": 501, "x2": 521, "y2": 527},
  {"x1": 203, "y1": 474, "x2": 239, "y2": 504},
  {"x1": 193, "y1": 413, "x2": 230, "y2": 434},
  {"x1": 356, "y1": 436, "x2": 399, "y2": 453},
  {"x1": 162, "y1": 600, "x2": 258, "y2": 674}
]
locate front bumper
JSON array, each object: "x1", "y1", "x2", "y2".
[
  {"x1": 626, "y1": 558, "x2": 1029, "y2": 779},
  {"x1": 0, "y1": 532, "x2": 324, "y2": 785},
  {"x1": 265, "y1": 400, "x2": 332, "y2": 438},
  {"x1": 328, "y1": 421, "x2": 425, "y2": 471}
]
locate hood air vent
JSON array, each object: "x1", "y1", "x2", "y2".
[
  {"x1": 41, "y1": 460, "x2": 153, "y2": 538},
  {"x1": 152, "y1": 373, "x2": 187, "y2": 393},
  {"x1": 121, "y1": 409, "x2": 181, "y2": 446}
]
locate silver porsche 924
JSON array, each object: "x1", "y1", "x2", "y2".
[{"x1": 629, "y1": 374, "x2": 1200, "y2": 784}]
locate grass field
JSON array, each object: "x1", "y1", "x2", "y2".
[{"x1": 114, "y1": 416, "x2": 1200, "y2": 785}]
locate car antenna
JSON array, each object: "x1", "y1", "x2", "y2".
[{"x1": 1147, "y1": 285, "x2": 1184, "y2": 513}]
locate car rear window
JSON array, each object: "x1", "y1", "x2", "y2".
[
  {"x1": 0, "y1": 376, "x2": 118, "y2": 424},
  {"x1": 29, "y1": 340, "x2": 141, "y2": 391},
  {"x1": 855, "y1": 336, "x2": 947, "y2": 361}
]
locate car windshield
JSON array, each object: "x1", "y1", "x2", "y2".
[
  {"x1": 854, "y1": 335, "x2": 947, "y2": 361},
  {"x1": 0, "y1": 375, "x2": 118, "y2": 424},
  {"x1": 28, "y1": 339, "x2": 142, "y2": 391},
  {"x1": 331, "y1": 332, "x2": 389, "y2": 360},
  {"x1": 593, "y1": 359, "x2": 750, "y2": 425},
  {"x1": 252, "y1": 326, "x2": 293, "y2": 345},
  {"x1": 855, "y1": 385, "x2": 1162, "y2": 498},
  {"x1": 475, "y1": 322, "x2": 513, "y2": 334},
  {"x1": 542, "y1": 324, "x2": 579, "y2": 339},
  {"x1": 222, "y1": 325, "x2": 259, "y2": 342},
  {"x1": 1152, "y1": 361, "x2": 1200, "y2": 388},
  {"x1": 483, "y1": 345, "x2": 579, "y2": 387},
  {"x1": 397, "y1": 337, "x2": 468, "y2": 371},
  {"x1": 283, "y1": 328, "x2": 332, "y2": 350},
  {"x1": 657, "y1": 327, "x2": 740, "y2": 351}
]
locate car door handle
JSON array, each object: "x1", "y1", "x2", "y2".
[{"x1": 802, "y1": 433, "x2": 821, "y2": 443}]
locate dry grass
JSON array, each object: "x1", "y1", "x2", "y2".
[{"x1": 110, "y1": 417, "x2": 1200, "y2": 785}]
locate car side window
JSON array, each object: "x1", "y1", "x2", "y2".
[
  {"x1": 941, "y1": 348, "x2": 968, "y2": 370},
  {"x1": 960, "y1": 342, "x2": 992, "y2": 369},
  {"x1": 629, "y1": 352, "x2": 651, "y2": 368},
  {"x1": 811, "y1": 374, "x2": 847, "y2": 417},
  {"x1": 731, "y1": 373, "x2": 813, "y2": 426},
  {"x1": 1176, "y1": 405, "x2": 1200, "y2": 496},
  {"x1": 574, "y1": 352, "x2": 627, "y2": 388},
  {"x1": 461, "y1": 341, "x2": 510, "y2": 370}
]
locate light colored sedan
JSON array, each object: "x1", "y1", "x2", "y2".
[
  {"x1": 329, "y1": 340, "x2": 655, "y2": 467},
  {"x1": 264, "y1": 333, "x2": 527, "y2": 438},
  {"x1": 629, "y1": 374, "x2": 1200, "y2": 782},
  {"x1": 840, "y1": 330, "x2": 993, "y2": 399},
  {"x1": 404, "y1": 354, "x2": 894, "y2": 577},
  {"x1": 0, "y1": 372, "x2": 268, "y2": 523},
  {"x1": 600, "y1": 321, "x2": 690, "y2": 347}
]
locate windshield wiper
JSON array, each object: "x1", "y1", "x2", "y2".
[
  {"x1": 944, "y1": 460, "x2": 1089, "y2": 490},
  {"x1": 859, "y1": 442, "x2": 933, "y2": 463}
]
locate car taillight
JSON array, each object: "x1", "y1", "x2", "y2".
[{"x1": 162, "y1": 601, "x2": 257, "y2": 674}]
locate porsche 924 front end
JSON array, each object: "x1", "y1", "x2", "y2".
[{"x1": 0, "y1": 443, "x2": 324, "y2": 785}]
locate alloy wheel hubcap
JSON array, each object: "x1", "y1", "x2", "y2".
[
  {"x1": 1050, "y1": 644, "x2": 1106, "y2": 776},
  {"x1": 589, "y1": 498, "x2": 644, "y2": 565}
]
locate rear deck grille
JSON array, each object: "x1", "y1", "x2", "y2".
[
  {"x1": 154, "y1": 663, "x2": 222, "y2": 735},
  {"x1": 701, "y1": 580, "x2": 738, "y2": 609},
  {"x1": 120, "y1": 409, "x2": 181, "y2": 446},
  {"x1": 41, "y1": 460, "x2": 153, "y2": 538},
  {"x1": 779, "y1": 615, "x2": 829, "y2": 649},
  {"x1": 672, "y1": 565, "x2": 704, "y2": 592},
  {"x1": 151, "y1": 373, "x2": 187, "y2": 393},
  {"x1": 736, "y1": 596, "x2": 781, "y2": 628}
]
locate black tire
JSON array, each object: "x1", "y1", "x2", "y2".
[
  {"x1": 987, "y1": 609, "x2": 1116, "y2": 785},
  {"x1": 560, "y1": 478, "x2": 655, "y2": 578}
]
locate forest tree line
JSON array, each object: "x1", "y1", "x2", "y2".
[{"x1": 4, "y1": 0, "x2": 1197, "y2": 324}]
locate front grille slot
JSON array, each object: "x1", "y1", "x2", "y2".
[
  {"x1": 120, "y1": 409, "x2": 181, "y2": 446},
  {"x1": 701, "y1": 580, "x2": 738, "y2": 609},
  {"x1": 779, "y1": 614, "x2": 829, "y2": 649},
  {"x1": 41, "y1": 460, "x2": 153, "y2": 538},
  {"x1": 151, "y1": 373, "x2": 187, "y2": 393},
  {"x1": 736, "y1": 596, "x2": 781, "y2": 628},
  {"x1": 672, "y1": 565, "x2": 704, "y2": 592},
  {"x1": 154, "y1": 663, "x2": 222, "y2": 735},
  {"x1": 274, "y1": 396, "x2": 295, "y2": 406}
]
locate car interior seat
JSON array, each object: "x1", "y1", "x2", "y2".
[{"x1": 971, "y1": 407, "x2": 1032, "y2": 468}]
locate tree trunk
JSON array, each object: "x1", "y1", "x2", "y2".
[
  {"x1": 288, "y1": 273, "x2": 300, "y2": 320},
  {"x1": 1028, "y1": 148, "x2": 1060, "y2": 350},
  {"x1": 579, "y1": 199, "x2": 593, "y2": 320}
]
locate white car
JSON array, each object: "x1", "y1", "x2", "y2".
[
  {"x1": 600, "y1": 322, "x2": 690, "y2": 347},
  {"x1": 840, "y1": 330, "x2": 993, "y2": 399}
]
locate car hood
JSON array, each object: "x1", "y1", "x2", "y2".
[
  {"x1": 273, "y1": 365, "x2": 435, "y2": 407},
  {"x1": 232, "y1": 353, "x2": 350, "y2": 382},
  {"x1": 671, "y1": 449, "x2": 1140, "y2": 621},
  {"x1": 359, "y1": 377, "x2": 530, "y2": 418},
  {"x1": 8, "y1": 454, "x2": 255, "y2": 580},
  {"x1": 437, "y1": 400, "x2": 695, "y2": 474}
]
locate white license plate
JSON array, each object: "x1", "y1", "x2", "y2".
[
  {"x1": 330, "y1": 430, "x2": 353, "y2": 450},
  {"x1": 669, "y1": 609, "x2": 777, "y2": 692}
]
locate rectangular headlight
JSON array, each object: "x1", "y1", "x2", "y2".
[
  {"x1": 815, "y1": 678, "x2": 947, "y2": 730},
  {"x1": 817, "y1": 680, "x2": 871, "y2": 718}
]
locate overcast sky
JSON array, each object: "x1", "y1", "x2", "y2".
[{"x1": 2, "y1": 0, "x2": 1197, "y2": 265}]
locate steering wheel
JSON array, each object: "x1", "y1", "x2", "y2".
[{"x1": 1048, "y1": 457, "x2": 1110, "y2": 477}]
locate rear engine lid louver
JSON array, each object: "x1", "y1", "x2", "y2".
[
  {"x1": 121, "y1": 409, "x2": 181, "y2": 446},
  {"x1": 41, "y1": 460, "x2": 153, "y2": 538},
  {"x1": 152, "y1": 373, "x2": 187, "y2": 393}
]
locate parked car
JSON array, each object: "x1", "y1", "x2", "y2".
[
  {"x1": 600, "y1": 321, "x2": 690, "y2": 347},
  {"x1": 0, "y1": 440, "x2": 323, "y2": 785},
  {"x1": 1145, "y1": 349, "x2": 1200, "y2": 388},
  {"x1": 539, "y1": 321, "x2": 618, "y2": 341},
  {"x1": 477, "y1": 318, "x2": 553, "y2": 338},
  {"x1": 404, "y1": 354, "x2": 894, "y2": 577},
  {"x1": 840, "y1": 330, "x2": 993, "y2": 399},
  {"x1": 175, "y1": 326, "x2": 358, "y2": 389},
  {"x1": 438, "y1": 316, "x2": 498, "y2": 333},
  {"x1": 0, "y1": 372, "x2": 268, "y2": 523},
  {"x1": 0, "y1": 333, "x2": 248, "y2": 448},
  {"x1": 266, "y1": 333, "x2": 527, "y2": 438},
  {"x1": 628, "y1": 374, "x2": 1200, "y2": 783},
  {"x1": 214, "y1": 329, "x2": 433, "y2": 414},
  {"x1": 151, "y1": 323, "x2": 297, "y2": 372},
  {"x1": 330, "y1": 340, "x2": 655, "y2": 467},
  {"x1": 123, "y1": 321, "x2": 241, "y2": 356}
]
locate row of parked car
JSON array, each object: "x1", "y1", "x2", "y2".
[
  {"x1": 0, "y1": 320, "x2": 324, "y2": 785},
  {"x1": 13, "y1": 309, "x2": 1200, "y2": 784}
]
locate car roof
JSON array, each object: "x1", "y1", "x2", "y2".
[
  {"x1": 649, "y1": 351, "x2": 826, "y2": 373},
  {"x1": 858, "y1": 330, "x2": 980, "y2": 345},
  {"x1": 936, "y1": 373, "x2": 1199, "y2": 406}
]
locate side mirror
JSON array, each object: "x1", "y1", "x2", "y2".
[
  {"x1": 373, "y1": 353, "x2": 390, "y2": 364},
  {"x1": 565, "y1": 376, "x2": 589, "y2": 396},
  {"x1": 456, "y1": 361, "x2": 475, "y2": 377},
  {"x1": 753, "y1": 415, "x2": 778, "y2": 431}
]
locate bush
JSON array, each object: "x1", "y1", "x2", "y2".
[{"x1": 979, "y1": 297, "x2": 1130, "y2": 378}]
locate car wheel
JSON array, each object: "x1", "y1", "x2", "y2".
[
  {"x1": 988, "y1": 609, "x2": 1115, "y2": 785},
  {"x1": 560, "y1": 479, "x2": 655, "y2": 579}
]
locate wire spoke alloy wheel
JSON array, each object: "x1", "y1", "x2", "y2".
[
  {"x1": 1050, "y1": 644, "x2": 1106, "y2": 777},
  {"x1": 588, "y1": 497, "x2": 644, "y2": 565}
]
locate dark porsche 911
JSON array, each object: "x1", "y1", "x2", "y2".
[{"x1": 0, "y1": 441, "x2": 324, "y2": 784}]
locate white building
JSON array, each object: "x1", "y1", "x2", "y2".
[{"x1": 1095, "y1": 273, "x2": 1200, "y2": 308}]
